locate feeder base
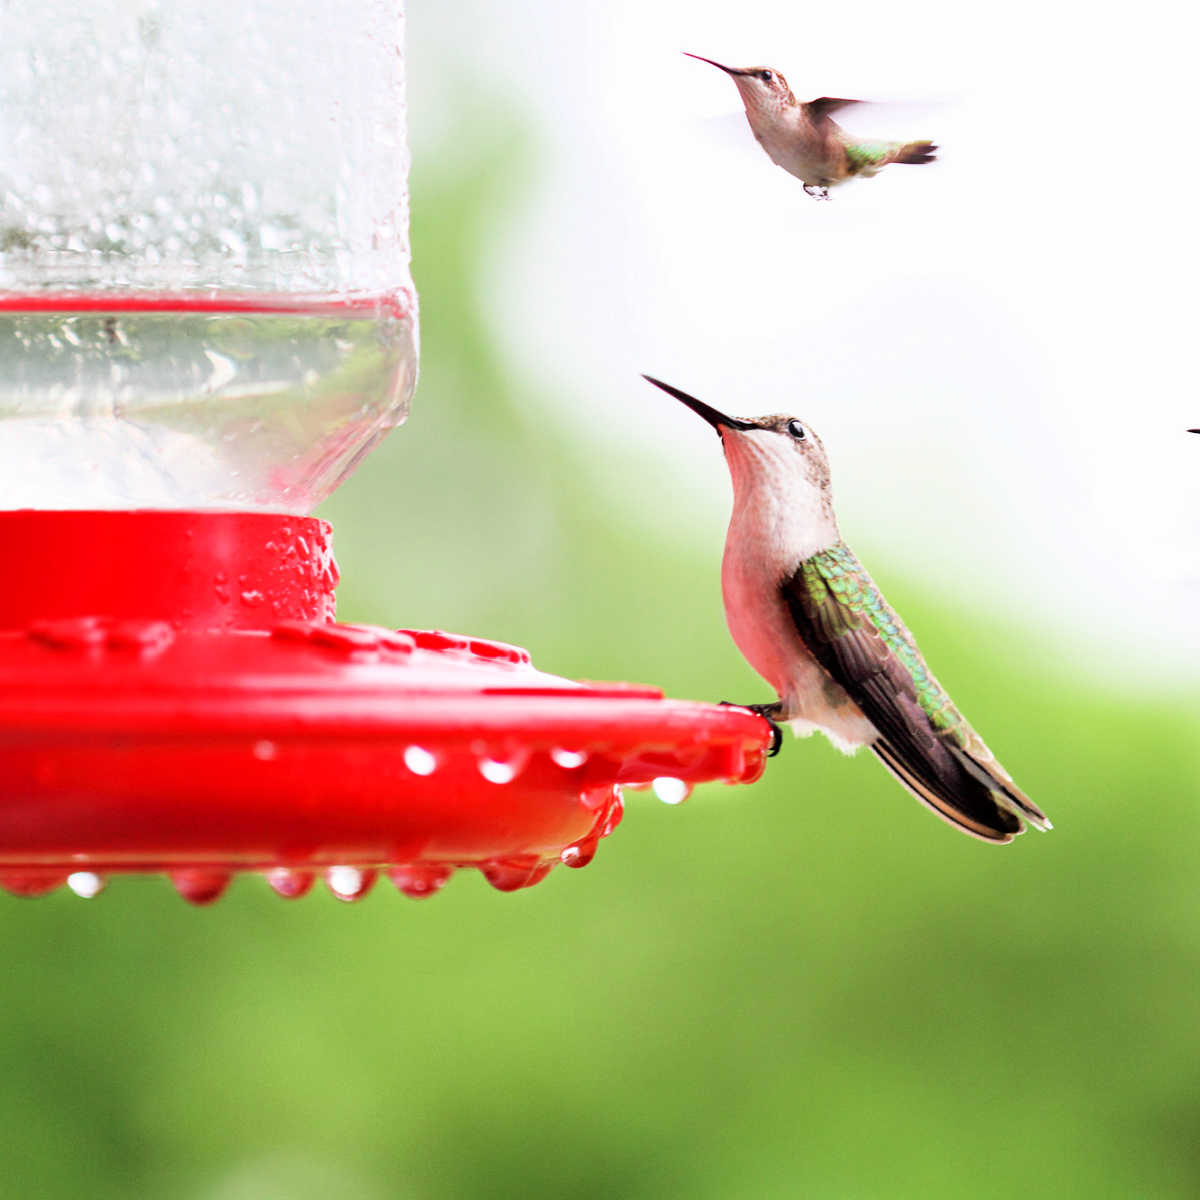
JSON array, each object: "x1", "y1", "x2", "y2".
[{"x1": 0, "y1": 511, "x2": 771, "y2": 902}]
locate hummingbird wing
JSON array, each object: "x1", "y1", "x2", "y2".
[
  {"x1": 782, "y1": 545, "x2": 1048, "y2": 843},
  {"x1": 805, "y1": 97, "x2": 865, "y2": 126}
]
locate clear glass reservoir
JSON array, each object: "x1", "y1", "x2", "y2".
[{"x1": 0, "y1": 1, "x2": 417, "y2": 512}]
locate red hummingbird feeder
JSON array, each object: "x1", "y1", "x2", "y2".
[{"x1": 0, "y1": 3, "x2": 770, "y2": 904}]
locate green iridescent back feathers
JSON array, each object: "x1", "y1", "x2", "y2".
[
  {"x1": 783, "y1": 541, "x2": 1049, "y2": 841},
  {"x1": 843, "y1": 141, "x2": 894, "y2": 171},
  {"x1": 842, "y1": 139, "x2": 938, "y2": 174},
  {"x1": 792, "y1": 542, "x2": 970, "y2": 747}
]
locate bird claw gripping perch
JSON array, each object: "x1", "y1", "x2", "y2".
[{"x1": 721, "y1": 700, "x2": 784, "y2": 757}]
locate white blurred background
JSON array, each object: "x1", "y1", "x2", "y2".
[{"x1": 409, "y1": 0, "x2": 1199, "y2": 689}]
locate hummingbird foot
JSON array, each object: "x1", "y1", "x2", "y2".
[
  {"x1": 720, "y1": 700, "x2": 784, "y2": 757},
  {"x1": 802, "y1": 184, "x2": 831, "y2": 201}
]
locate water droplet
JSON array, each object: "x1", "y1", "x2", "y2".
[
  {"x1": 550, "y1": 748, "x2": 588, "y2": 769},
  {"x1": 266, "y1": 868, "x2": 314, "y2": 899},
  {"x1": 326, "y1": 866, "x2": 376, "y2": 902},
  {"x1": 67, "y1": 871, "x2": 104, "y2": 898},
  {"x1": 240, "y1": 589, "x2": 264, "y2": 606},
  {"x1": 403, "y1": 745, "x2": 436, "y2": 776},
  {"x1": 480, "y1": 856, "x2": 550, "y2": 892},
  {"x1": 388, "y1": 864, "x2": 452, "y2": 899},
  {"x1": 252, "y1": 739, "x2": 278, "y2": 762},
  {"x1": 0, "y1": 870, "x2": 67, "y2": 896},
  {"x1": 524, "y1": 863, "x2": 552, "y2": 888},
  {"x1": 601, "y1": 793, "x2": 625, "y2": 836},
  {"x1": 476, "y1": 746, "x2": 529, "y2": 785},
  {"x1": 653, "y1": 777, "x2": 691, "y2": 805},
  {"x1": 479, "y1": 758, "x2": 518, "y2": 784},
  {"x1": 561, "y1": 832, "x2": 600, "y2": 869},
  {"x1": 170, "y1": 869, "x2": 231, "y2": 905},
  {"x1": 580, "y1": 785, "x2": 616, "y2": 812}
]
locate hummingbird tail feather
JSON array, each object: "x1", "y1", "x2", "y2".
[
  {"x1": 870, "y1": 737, "x2": 1022, "y2": 844},
  {"x1": 893, "y1": 140, "x2": 937, "y2": 165},
  {"x1": 951, "y1": 748, "x2": 1052, "y2": 832}
]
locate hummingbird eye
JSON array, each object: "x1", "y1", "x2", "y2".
[
  {"x1": 786, "y1": 419, "x2": 806, "y2": 440},
  {"x1": 759, "y1": 70, "x2": 774, "y2": 83}
]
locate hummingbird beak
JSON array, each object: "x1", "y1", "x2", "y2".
[
  {"x1": 682, "y1": 52, "x2": 749, "y2": 77},
  {"x1": 642, "y1": 375, "x2": 757, "y2": 434}
]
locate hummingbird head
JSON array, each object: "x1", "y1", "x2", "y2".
[
  {"x1": 683, "y1": 54, "x2": 797, "y2": 116},
  {"x1": 643, "y1": 375, "x2": 837, "y2": 541}
]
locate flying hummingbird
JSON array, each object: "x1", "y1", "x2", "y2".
[
  {"x1": 684, "y1": 53, "x2": 937, "y2": 199},
  {"x1": 644, "y1": 375, "x2": 1050, "y2": 844}
]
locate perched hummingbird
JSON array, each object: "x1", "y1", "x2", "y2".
[
  {"x1": 644, "y1": 375, "x2": 1050, "y2": 844},
  {"x1": 684, "y1": 53, "x2": 937, "y2": 199}
]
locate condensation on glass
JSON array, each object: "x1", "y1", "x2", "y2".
[{"x1": 0, "y1": 1, "x2": 417, "y2": 512}]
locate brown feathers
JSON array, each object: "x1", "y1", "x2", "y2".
[
  {"x1": 893, "y1": 140, "x2": 938, "y2": 165},
  {"x1": 805, "y1": 97, "x2": 865, "y2": 125}
]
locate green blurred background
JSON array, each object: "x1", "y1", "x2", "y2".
[{"x1": 5, "y1": 8, "x2": 1200, "y2": 1200}]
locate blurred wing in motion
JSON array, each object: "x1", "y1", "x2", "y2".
[{"x1": 806, "y1": 97, "x2": 865, "y2": 125}]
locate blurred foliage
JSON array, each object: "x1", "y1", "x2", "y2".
[{"x1": 4, "y1": 102, "x2": 1200, "y2": 1200}]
